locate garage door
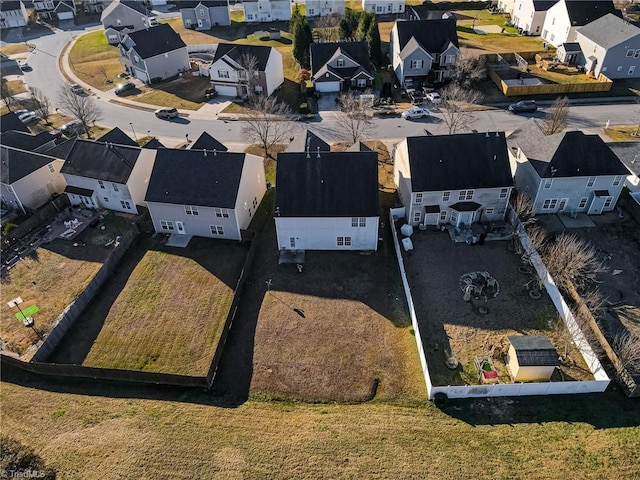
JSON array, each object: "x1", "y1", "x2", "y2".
[
  {"x1": 57, "y1": 11, "x2": 74, "y2": 20},
  {"x1": 215, "y1": 85, "x2": 238, "y2": 97},
  {"x1": 8, "y1": 19, "x2": 25, "y2": 27},
  {"x1": 315, "y1": 81, "x2": 341, "y2": 93},
  {"x1": 134, "y1": 68, "x2": 148, "y2": 83}
]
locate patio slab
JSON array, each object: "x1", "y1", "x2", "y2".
[
  {"x1": 558, "y1": 213, "x2": 596, "y2": 229},
  {"x1": 165, "y1": 234, "x2": 193, "y2": 248}
]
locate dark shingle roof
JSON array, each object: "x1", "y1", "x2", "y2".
[
  {"x1": 608, "y1": 142, "x2": 640, "y2": 177},
  {"x1": 1, "y1": 112, "x2": 30, "y2": 134},
  {"x1": 395, "y1": 18, "x2": 459, "y2": 53},
  {"x1": 0, "y1": 131, "x2": 54, "y2": 151},
  {"x1": 58, "y1": 139, "x2": 143, "y2": 184},
  {"x1": 120, "y1": 0, "x2": 148, "y2": 15},
  {"x1": 190, "y1": 132, "x2": 228, "y2": 151},
  {"x1": 532, "y1": 0, "x2": 557, "y2": 11},
  {"x1": 564, "y1": 0, "x2": 621, "y2": 26},
  {"x1": 285, "y1": 130, "x2": 331, "y2": 153},
  {"x1": 96, "y1": 127, "x2": 138, "y2": 147},
  {"x1": 507, "y1": 120, "x2": 629, "y2": 178},
  {"x1": 405, "y1": 133, "x2": 513, "y2": 192},
  {"x1": 212, "y1": 43, "x2": 272, "y2": 71},
  {"x1": 275, "y1": 151, "x2": 379, "y2": 217},
  {"x1": 179, "y1": 0, "x2": 229, "y2": 8},
  {"x1": 0, "y1": 2, "x2": 22, "y2": 11},
  {"x1": 508, "y1": 335, "x2": 559, "y2": 367},
  {"x1": 126, "y1": 23, "x2": 186, "y2": 59},
  {"x1": 145, "y1": 149, "x2": 245, "y2": 208},
  {"x1": 310, "y1": 41, "x2": 373, "y2": 78},
  {"x1": 142, "y1": 137, "x2": 165, "y2": 149},
  {"x1": 1, "y1": 146, "x2": 56, "y2": 184}
]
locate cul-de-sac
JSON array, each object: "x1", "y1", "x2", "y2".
[{"x1": 1, "y1": 0, "x2": 639, "y2": 478}]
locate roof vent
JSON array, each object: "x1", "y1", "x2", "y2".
[
  {"x1": 204, "y1": 150, "x2": 207, "y2": 157},
  {"x1": 486, "y1": 131, "x2": 489, "y2": 137},
  {"x1": 493, "y1": 154, "x2": 497, "y2": 161},
  {"x1": 317, "y1": 147, "x2": 320, "y2": 158},
  {"x1": 213, "y1": 149, "x2": 217, "y2": 156},
  {"x1": 495, "y1": 131, "x2": 499, "y2": 137}
]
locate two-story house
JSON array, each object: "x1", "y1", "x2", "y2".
[
  {"x1": 242, "y1": 0, "x2": 291, "y2": 22},
  {"x1": 393, "y1": 133, "x2": 514, "y2": 228},
  {"x1": 497, "y1": 0, "x2": 516, "y2": 15},
  {"x1": 390, "y1": 18, "x2": 459, "y2": 85},
  {"x1": 49, "y1": 138, "x2": 155, "y2": 214},
  {"x1": 305, "y1": 0, "x2": 345, "y2": 17},
  {"x1": 0, "y1": 1, "x2": 29, "y2": 29},
  {"x1": 180, "y1": 1, "x2": 230, "y2": 30},
  {"x1": 101, "y1": 0, "x2": 155, "y2": 44},
  {"x1": 34, "y1": 0, "x2": 76, "y2": 21},
  {"x1": 507, "y1": 120, "x2": 629, "y2": 215},
  {"x1": 512, "y1": 0, "x2": 557, "y2": 36},
  {"x1": 541, "y1": 0, "x2": 620, "y2": 48},
  {"x1": 207, "y1": 43, "x2": 283, "y2": 97},
  {"x1": 609, "y1": 142, "x2": 640, "y2": 193},
  {"x1": 84, "y1": 0, "x2": 114, "y2": 15},
  {"x1": 575, "y1": 13, "x2": 640, "y2": 79},
  {"x1": 119, "y1": 23, "x2": 190, "y2": 84},
  {"x1": 362, "y1": 0, "x2": 405, "y2": 15},
  {"x1": 310, "y1": 41, "x2": 374, "y2": 92},
  {"x1": 145, "y1": 148, "x2": 266, "y2": 241},
  {"x1": 1, "y1": 146, "x2": 66, "y2": 214},
  {"x1": 0, "y1": 131, "x2": 57, "y2": 153},
  {"x1": 275, "y1": 149, "x2": 379, "y2": 251}
]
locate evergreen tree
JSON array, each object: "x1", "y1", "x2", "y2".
[
  {"x1": 366, "y1": 19, "x2": 383, "y2": 67},
  {"x1": 339, "y1": 9, "x2": 359, "y2": 39},
  {"x1": 293, "y1": 16, "x2": 313, "y2": 68},
  {"x1": 355, "y1": 12, "x2": 373, "y2": 41}
]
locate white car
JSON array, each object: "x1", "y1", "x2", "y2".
[
  {"x1": 18, "y1": 111, "x2": 40, "y2": 123},
  {"x1": 425, "y1": 92, "x2": 442, "y2": 104},
  {"x1": 401, "y1": 107, "x2": 430, "y2": 120}
]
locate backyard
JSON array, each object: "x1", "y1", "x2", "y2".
[
  {"x1": 47, "y1": 236, "x2": 247, "y2": 376},
  {"x1": 402, "y1": 229, "x2": 593, "y2": 386}
]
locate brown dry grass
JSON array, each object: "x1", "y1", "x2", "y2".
[
  {"x1": 82, "y1": 238, "x2": 245, "y2": 375},
  {"x1": 603, "y1": 125, "x2": 640, "y2": 142},
  {"x1": 132, "y1": 75, "x2": 210, "y2": 110},
  {"x1": 0, "y1": 44, "x2": 33, "y2": 56},
  {"x1": 4, "y1": 79, "x2": 27, "y2": 95},
  {"x1": 68, "y1": 30, "x2": 122, "y2": 91}
]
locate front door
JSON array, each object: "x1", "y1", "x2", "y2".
[
  {"x1": 176, "y1": 221, "x2": 186, "y2": 234},
  {"x1": 588, "y1": 196, "x2": 605, "y2": 215}
]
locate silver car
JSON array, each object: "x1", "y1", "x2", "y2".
[{"x1": 401, "y1": 107, "x2": 430, "y2": 120}]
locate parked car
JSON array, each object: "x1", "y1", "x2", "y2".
[
  {"x1": 70, "y1": 83, "x2": 84, "y2": 94},
  {"x1": 401, "y1": 107, "x2": 430, "y2": 120},
  {"x1": 18, "y1": 111, "x2": 40, "y2": 123},
  {"x1": 408, "y1": 91, "x2": 424, "y2": 105},
  {"x1": 114, "y1": 82, "x2": 135, "y2": 96},
  {"x1": 425, "y1": 92, "x2": 442, "y2": 104},
  {"x1": 508, "y1": 100, "x2": 537, "y2": 113},
  {"x1": 14, "y1": 109, "x2": 28, "y2": 116},
  {"x1": 154, "y1": 107, "x2": 178, "y2": 119},
  {"x1": 204, "y1": 88, "x2": 217, "y2": 100},
  {"x1": 59, "y1": 119, "x2": 84, "y2": 136},
  {"x1": 19, "y1": 62, "x2": 32, "y2": 71}
]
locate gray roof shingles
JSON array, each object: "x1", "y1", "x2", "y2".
[
  {"x1": 96, "y1": 127, "x2": 138, "y2": 147},
  {"x1": 577, "y1": 13, "x2": 640, "y2": 49},
  {"x1": 190, "y1": 132, "x2": 228, "y2": 151},
  {"x1": 509, "y1": 335, "x2": 559, "y2": 367},
  {"x1": 310, "y1": 41, "x2": 373, "y2": 79},
  {"x1": 395, "y1": 18, "x2": 459, "y2": 53},
  {"x1": 1, "y1": 146, "x2": 56, "y2": 184},
  {"x1": 126, "y1": 23, "x2": 186, "y2": 59},
  {"x1": 213, "y1": 43, "x2": 272, "y2": 71},
  {"x1": 564, "y1": 0, "x2": 621, "y2": 26}
]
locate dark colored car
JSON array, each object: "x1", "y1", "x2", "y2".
[
  {"x1": 204, "y1": 88, "x2": 217, "y2": 99},
  {"x1": 114, "y1": 82, "x2": 136, "y2": 96},
  {"x1": 508, "y1": 100, "x2": 538, "y2": 113}
]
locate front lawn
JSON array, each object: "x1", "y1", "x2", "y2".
[
  {"x1": 68, "y1": 30, "x2": 122, "y2": 91},
  {"x1": 603, "y1": 125, "x2": 640, "y2": 142},
  {"x1": 132, "y1": 75, "x2": 209, "y2": 110}
]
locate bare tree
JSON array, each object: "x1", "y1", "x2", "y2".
[
  {"x1": 451, "y1": 52, "x2": 488, "y2": 89},
  {"x1": 240, "y1": 53, "x2": 260, "y2": 103},
  {"x1": 56, "y1": 86, "x2": 102, "y2": 138},
  {"x1": 542, "y1": 233, "x2": 606, "y2": 289},
  {"x1": 29, "y1": 87, "x2": 51, "y2": 125},
  {"x1": 541, "y1": 96, "x2": 569, "y2": 135},
  {"x1": 1, "y1": 78, "x2": 16, "y2": 111},
  {"x1": 613, "y1": 331, "x2": 640, "y2": 375},
  {"x1": 440, "y1": 82, "x2": 483, "y2": 134},
  {"x1": 241, "y1": 95, "x2": 294, "y2": 159},
  {"x1": 334, "y1": 91, "x2": 374, "y2": 144},
  {"x1": 511, "y1": 191, "x2": 537, "y2": 227}
]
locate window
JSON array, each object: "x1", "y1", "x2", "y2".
[
  {"x1": 98, "y1": 180, "x2": 105, "y2": 189},
  {"x1": 499, "y1": 188, "x2": 509, "y2": 199},
  {"x1": 133, "y1": 54, "x2": 139, "y2": 63},
  {"x1": 459, "y1": 190, "x2": 474, "y2": 201},
  {"x1": 439, "y1": 211, "x2": 447, "y2": 222},
  {"x1": 550, "y1": 33, "x2": 555, "y2": 42},
  {"x1": 160, "y1": 220, "x2": 175, "y2": 231},
  {"x1": 376, "y1": 5, "x2": 383, "y2": 13},
  {"x1": 587, "y1": 176, "x2": 596, "y2": 187},
  {"x1": 627, "y1": 49, "x2": 635, "y2": 57},
  {"x1": 629, "y1": 66, "x2": 636, "y2": 76},
  {"x1": 357, "y1": 78, "x2": 367, "y2": 87},
  {"x1": 214, "y1": 208, "x2": 229, "y2": 218},
  {"x1": 613, "y1": 176, "x2": 622, "y2": 187},
  {"x1": 442, "y1": 191, "x2": 450, "y2": 202},
  {"x1": 185, "y1": 205, "x2": 199, "y2": 215},
  {"x1": 337, "y1": 236, "x2": 352, "y2": 246},
  {"x1": 253, "y1": 71, "x2": 260, "y2": 79},
  {"x1": 604, "y1": 197, "x2": 613, "y2": 209},
  {"x1": 445, "y1": 55, "x2": 456, "y2": 64},
  {"x1": 486, "y1": 208, "x2": 494, "y2": 214},
  {"x1": 410, "y1": 60, "x2": 423, "y2": 69},
  {"x1": 635, "y1": 50, "x2": 640, "y2": 58},
  {"x1": 551, "y1": 18, "x2": 555, "y2": 25},
  {"x1": 289, "y1": 237, "x2": 296, "y2": 248},
  {"x1": 218, "y1": 70, "x2": 229, "y2": 79},
  {"x1": 103, "y1": 197, "x2": 109, "y2": 202},
  {"x1": 451, "y1": 211, "x2": 458, "y2": 223},
  {"x1": 413, "y1": 211, "x2": 421, "y2": 223},
  {"x1": 112, "y1": 183, "x2": 119, "y2": 192},
  {"x1": 209, "y1": 225, "x2": 224, "y2": 235},
  {"x1": 254, "y1": 85, "x2": 263, "y2": 93},
  {"x1": 308, "y1": 8, "x2": 314, "y2": 15},
  {"x1": 578, "y1": 197, "x2": 588, "y2": 209},
  {"x1": 542, "y1": 198, "x2": 558, "y2": 210},
  {"x1": 602, "y1": 67, "x2": 608, "y2": 72},
  {"x1": 120, "y1": 200, "x2": 131, "y2": 210},
  {"x1": 246, "y1": 14, "x2": 253, "y2": 20},
  {"x1": 47, "y1": 163, "x2": 55, "y2": 173},
  {"x1": 543, "y1": 178, "x2": 553, "y2": 189},
  {"x1": 352, "y1": 217, "x2": 366, "y2": 227},
  {"x1": 618, "y1": 66, "x2": 623, "y2": 72},
  {"x1": 199, "y1": 9, "x2": 205, "y2": 17},
  {"x1": 253, "y1": 197, "x2": 258, "y2": 208},
  {"x1": 336, "y1": 58, "x2": 345, "y2": 67},
  {"x1": 415, "y1": 193, "x2": 423, "y2": 204}
]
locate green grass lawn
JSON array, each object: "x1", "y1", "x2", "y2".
[{"x1": 68, "y1": 30, "x2": 122, "y2": 91}]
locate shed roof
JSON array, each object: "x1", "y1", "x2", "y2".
[{"x1": 508, "y1": 335, "x2": 559, "y2": 367}]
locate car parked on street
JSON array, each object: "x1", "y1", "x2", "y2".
[
  {"x1": 114, "y1": 82, "x2": 135, "y2": 96},
  {"x1": 19, "y1": 62, "x2": 32, "y2": 71},
  {"x1": 401, "y1": 107, "x2": 430, "y2": 120},
  {"x1": 154, "y1": 107, "x2": 178, "y2": 119},
  {"x1": 70, "y1": 83, "x2": 84, "y2": 94},
  {"x1": 508, "y1": 100, "x2": 538, "y2": 113},
  {"x1": 59, "y1": 119, "x2": 84, "y2": 137}
]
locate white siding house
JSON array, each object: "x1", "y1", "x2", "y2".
[
  {"x1": 497, "y1": 0, "x2": 516, "y2": 15},
  {"x1": 362, "y1": 0, "x2": 405, "y2": 15},
  {"x1": 305, "y1": 0, "x2": 346, "y2": 17},
  {"x1": 512, "y1": 0, "x2": 557, "y2": 36},
  {"x1": 507, "y1": 120, "x2": 630, "y2": 215},
  {"x1": 145, "y1": 148, "x2": 266, "y2": 241},
  {"x1": 242, "y1": 0, "x2": 291, "y2": 22},
  {"x1": 393, "y1": 133, "x2": 514, "y2": 228},
  {"x1": 275, "y1": 148, "x2": 379, "y2": 251},
  {"x1": 0, "y1": 1, "x2": 29, "y2": 28}
]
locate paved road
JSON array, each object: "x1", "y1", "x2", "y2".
[{"x1": 8, "y1": 25, "x2": 640, "y2": 146}]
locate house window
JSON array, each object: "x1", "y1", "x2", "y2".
[
  {"x1": 160, "y1": 220, "x2": 175, "y2": 231},
  {"x1": 542, "y1": 198, "x2": 558, "y2": 210},
  {"x1": 459, "y1": 190, "x2": 474, "y2": 200},
  {"x1": 254, "y1": 85, "x2": 263, "y2": 93},
  {"x1": 98, "y1": 181, "x2": 105, "y2": 189},
  {"x1": 613, "y1": 176, "x2": 622, "y2": 187},
  {"x1": 209, "y1": 225, "x2": 224, "y2": 235},
  {"x1": 410, "y1": 60, "x2": 423, "y2": 69},
  {"x1": 550, "y1": 33, "x2": 555, "y2": 42},
  {"x1": 185, "y1": 205, "x2": 199, "y2": 215},
  {"x1": 413, "y1": 211, "x2": 421, "y2": 223},
  {"x1": 112, "y1": 183, "x2": 119, "y2": 192},
  {"x1": 308, "y1": 8, "x2": 314, "y2": 15},
  {"x1": 103, "y1": 197, "x2": 109, "y2": 202},
  {"x1": 486, "y1": 208, "x2": 495, "y2": 215},
  {"x1": 376, "y1": 5, "x2": 383, "y2": 13},
  {"x1": 337, "y1": 236, "x2": 352, "y2": 246},
  {"x1": 47, "y1": 163, "x2": 55, "y2": 173},
  {"x1": 289, "y1": 237, "x2": 296, "y2": 248},
  {"x1": 199, "y1": 9, "x2": 205, "y2": 17},
  {"x1": 357, "y1": 78, "x2": 367, "y2": 87},
  {"x1": 351, "y1": 217, "x2": 366, "y2": 227},
  {"x1": 120, "y1": 200, "x2": 131, "y2": 210},
  {"x1": 635, "y1": 50, "x2": 640, "y2": 58},
  {"x1": 253, "y1": 71, "x2": 260, "y2": 79},
  {"x1": 578, "y1": 197, "x2": 588, "y2": 209},
  {"x1": 218, "y1": 70, "x2": 229, "y2": 79},
  {"x1": 499, "y1": 188, "x2": 509, "y2": 199},
  {"x1": 445, "y1": 55, "x2": 456, "y2": 64},
  {"x1": 253, "y1": 197, "x2": 258, "y2": 208},
  {"x1": 214, "y1": 207, "x2": 229, "y2": 218},
  {"x1": 627, "y1": 49, "x2": 635, "y2": 57},
  {"x1": 587, "y1": 176, "x2": 596, "y2": 187},
  {"x1": 439, "y1": 211, "x2": 447, "y2": 222},
  {"x1": 604, "y1": 197, "x2": 613, "y2": 209},
  {"x1": 618, "y1": 66, "x2": 623, "y2": 72},
  {"x1": 442, "y1": 191, "x2": 450, "y2": 202},
  {"x1": 415, "y1": 193, "x2": 423, "y2": 204},
  {"x1": 336, "y1": 58, "x2": 345, "y2": 67},
  {"x1": 133, "y1": 54, "x2": 139, "y2": 63},
  {"x1": 451, "y1": 211, "x2": 458, "y2": 223},
  {"x1": 543, "y1": 178, "x2": 552, "y2": 189},
  {"x1": 551, "y1": 18, "x2": 555, "y2": 25},
  {"x1": 629, "y1": 66, "x2": 636, "y2": 76}
]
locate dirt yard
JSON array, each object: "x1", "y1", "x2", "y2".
[{"x1": 402, "y1": 229, "x2": 593, "y2": 386}]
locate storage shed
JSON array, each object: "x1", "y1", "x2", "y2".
[{"x1": 506, "y1": 335, "x2": 559, "y2": 382}]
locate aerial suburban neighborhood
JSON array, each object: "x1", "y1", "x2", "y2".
[{"x1": 1, "y1": 0, "x2": 639, "y2": 477}]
